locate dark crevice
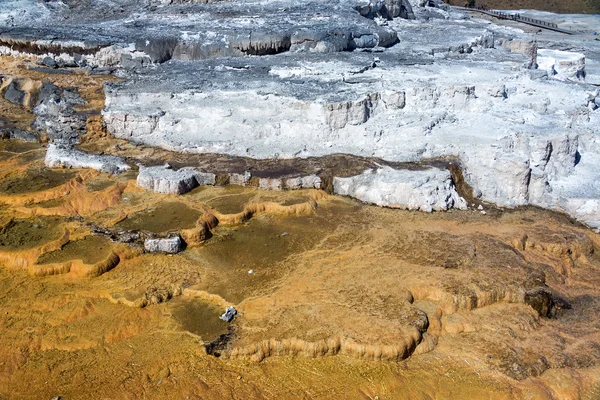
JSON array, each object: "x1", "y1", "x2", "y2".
[{"x1": 205, "y1": 326, "x2": 235, "y2": 357}]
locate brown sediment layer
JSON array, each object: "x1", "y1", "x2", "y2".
[
  {"x1": 11, "y1": 175, "x2": 128, "y2": 218},
  {"x1": 0, "y1": 37, "x2": 104, "y2": 57},
  {"x1": 0, "y1": 221, "x2": 71, "y2": 270},
  {"x1": 0, "y1": 165, "x2": 128, "y2": 245},
  {"x1": 29, "y1": 249, "x2": 120, "y2": 278},
  {"x1": 181, "y1": 191, "x2": 324, "y2": 246},
  {"x1": 182, "y1": 288, "x2": 232, "y2": 309},
  {"x1": 107, "y1": 285, "x2": 184, "y2": 308},
  {"x1": 211, "y1": 196, "x2": 319, "y2": 225},
  {"x1": 225, "y1": 335, "x2": 422, "y2": 362},
  {"x1": 0, "y1": 175, "x2": 598, "y2": 397},
  {"x1": 1, "y1": 228, "x2": 138, "y2": 278},
  {"x1": 106, "y1": 286, "x2": 232, "y2": 309},
  {"x1": 223, "y1": 281, "x2": 562, "y2": 363},
  {"x1": 410, "y1": 284, "x2": 530, "y2": 315}
]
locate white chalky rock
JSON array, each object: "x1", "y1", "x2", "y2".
[
  {"x1": 45, "y1": 144, "x2": 130, "y2": 174},
  {"x1": 259, "y1": 178, "x2": 282, "y2": 191},
  {"x1": 229, "y1": 171, "x2": 252, "y2": 186},
  {"x1": 501, "y1": 39, "x2": 537, "y2": 69},
  {"x1": 285, "y1": 175, "x2": 322, "y2": 189},
  {"x1": 333, "y1": 166, "x2": 467, "y2": 212},
  {"x1": 144, "y1": 236, "x2": 183, "y2": 253},
  {"x1": 137, "y1": 164, "x2": 215, "y2": 194},
  {"x1": 537, "y1": 49, "x2": 586, "y2": 81}
]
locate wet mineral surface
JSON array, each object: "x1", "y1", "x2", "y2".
[{"x1": 0, "y1": 130, "x2": 600, "y2": 398}]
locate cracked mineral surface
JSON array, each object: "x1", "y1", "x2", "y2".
[{"x1": 1, "y1": 0, "x2": 600, "y2": 398}]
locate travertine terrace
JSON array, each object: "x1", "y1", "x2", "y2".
[{"x1": 1, "y1": 0, "x2": 600, "y2": 398}]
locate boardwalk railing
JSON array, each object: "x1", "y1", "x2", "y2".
[{"x1": 454, "y1": 6, "x2": 575, "y2": 35}]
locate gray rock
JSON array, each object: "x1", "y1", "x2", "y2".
[
  {"x1": 137, "y1": 164, "x2": 215, "y2": 194},
  {"x1": 73, "y1": 54, "x2": 87, "y2": 67},
  {"x1": 56, "y1": 59, "x2": 78, "y2": 68},
  {"x1": 356, "y1": 0, "x2": 415, "y2": 20},
  {"x1": 32, "y1": 85, "x2": 87, "y2": 145},
  {"x1": 385, "y1": 0, "x2": 415, "y2": 19},
  {"x1": 120, "y1": 53, "x2": 150, "y2": 70},
  {"x1": 135, "y1": 37, "x2": 178, "y2": 63},
  {"x1": 36, "y1": 82, "x2": 62, "y2": 106},
  {"x1": 45, "y1": 144, "x2": 131, "y2": 174},
  {"x1": 3, "y1": 128, "x2": 40, "y2": 142},
  {"x1": 41, "y1": 56, "x2": 57, "y2": 68},
  {"x1": 0, "y1": 0, "x2": 406, "y2": 68},
  {"x1": 3, "y1": 80, "x2": 26, "y2": 105},
  {"x1": 219, "y1": 306, "x2": 237, "y2": 323},
  {"x1": 144, "y1": 235, "x2": 184, "y2": 253}
]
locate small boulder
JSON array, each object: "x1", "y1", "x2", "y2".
[
  {"x1": 3, "y1": 80, "x2": 25, "y2": 105},
  {"x1": 41, "y1": 56, "x2": 58, "y2": 68},
  {"x1": 285, "y1": 175, "x2": 322, "y2": 189},
  {"x1": 220, "y1": 306, "x2": 237, "y2": 322},
  {"x1": 333, "y1": 166, "x2": 467, "y2": 212},
  {"x1": 259, "y1": 178, "x2": 282, "y2": 191},
  {"x1": 137, "y1": 164, "x2": 215, "y2": 194},
  {"x1": 144, "y1": 236, "x2": 184, "y2": 254},
  {"x1": 229, "y1": 171, "x2": 252, "y2": 186}
]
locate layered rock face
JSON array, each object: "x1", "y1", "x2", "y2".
[
  {"x1": 2, "y1": 0, "x2": 600, "y2": 227},
  {"x1": 0, "y1": 0, "x2": 406, "y2": 68},
  {"x1": 333, "y1": 166, "x2": 467, "y2": 212},
  {"x1": 501, "y1": 39, "x2": 538, "y2": 69},
  {"x1": 102, "y1": 44, "x2": 600, "y2": 225}
]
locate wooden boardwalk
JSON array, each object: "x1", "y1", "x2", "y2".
[{"x1": 455, "y1": 6, "x2": 576, "y2": 35}]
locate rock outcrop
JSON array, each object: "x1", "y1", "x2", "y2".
[
  {"x1": 537, "y1": 49, "x2": 586, "y2": 81},
  {"x1": 0, "y1": 127, "x2": 39, "y2": 142},
  {"x1": 45, "y1": 144, "x2": 130, "y2": 174},
  {"x1": 501, "y1": 39, "x2": 538, "y2": 69},
  {"x1": 137, "y1": 164, "x2": 215, "y2": 194},
  {"x1": 333, "y1": 166, "x2": 467, "y2": 212},
  {"x1": 285, "y1": 175, "x2": 322, "y2": 190},
  {"x1": 144, "y1": 235, "x2": 184, "y2": 253},
  {"x1": 220, "y1": 306, "x2": 237, "y2": 322},
  {"x1": 100, "y1": 28, "x2": 599, "y2": 227},
  {"x1": 33, "y1": 82, "x2": 87, "y2": 145},
  {"x1": 229, "y1": 171, "x2": 252, "y2": 186}
]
